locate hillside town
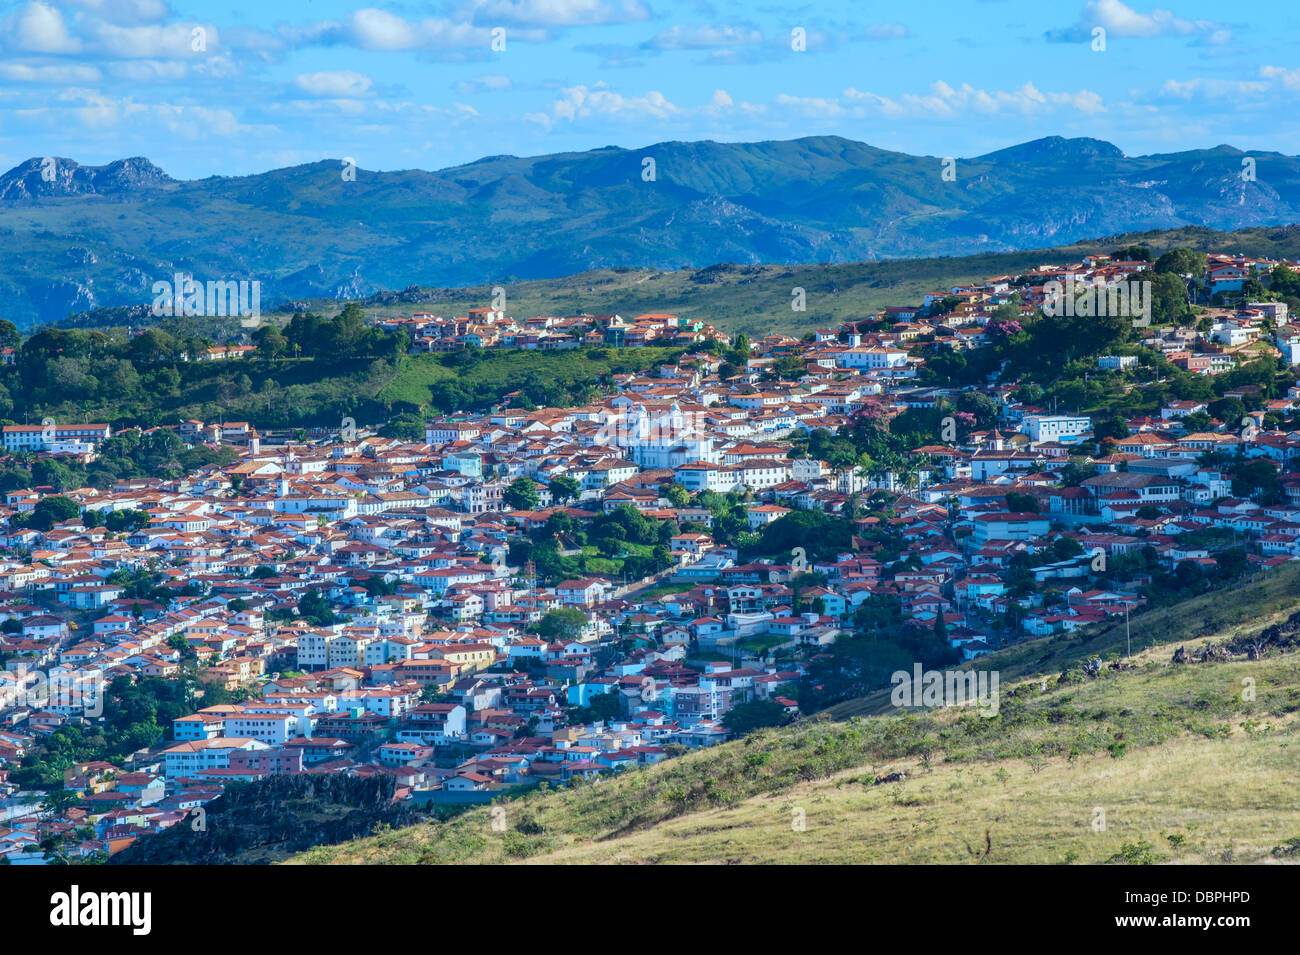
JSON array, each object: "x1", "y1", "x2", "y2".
[{"x1": 3, "y1": 247, "x2": 1300, "y2": 863}]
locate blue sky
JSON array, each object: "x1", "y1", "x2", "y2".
[{"x1": 0, "y1": 0, "x2": 1295, "y2": 179}]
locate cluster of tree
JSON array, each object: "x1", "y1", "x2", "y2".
[
  {"x1": 1, "y1": 306, "x2": 408, "y2": 434},
  {"x1": 8, "y1": 495, "x2": 80, "y2": 531},
  {"x1": 6, "y1": 319, "x2": 227, "y2": 415},
  {"x1": 423, "y1": 345, "x2": 683, "y2": 415},
  {"x1": 565, "y1": 690, "x2": 623, "y2": 726},
  {"x1": 297, "y1": 590, "x2": 338, "y2": 627},
  {"x1": 799, "y1": 595, "x2": 960, "y2": 710},
  {"x1": 1153, "y1": 248, "x2": 1206, "y2": 276},
  {"x1": 713, "y1": 332, "x2": 752, "y2": 380},
  {"x1": 504, "y1": 477, "x2": 540, "y2": 510},
  {"x1": 586, "y1": 505, "x2": 674, "y2": 577},
  {"x1": 84, "y1": 508, "x2": 152, "y2": 533},
  {"x1": 0, "y1": 428, "x2": 237, "y2": 495},
  {"x1": 1023, "y1": 344, "x2": 1287, "y2": 429},
  {"x1": 921, "y1": 255, "x2": 1206, "y2": 390},
  {"x1": 509, "y1": 503, "x2": 676, "y2": 583},
  {"x1": 745, "y1": 509, "x2": 854, "y2": 564},
  {"x1": 530, "y1": 608, "x2": 589, "y2": 641},
  {"x1": 257, "y1": 304, "x2": 409, "y2": 362},
  {"x1": 721, "y1": 699, "x2": 794, "y2": 735},
  {"x1": 109, "y1": 773, "x2": 419, "y2": 865},
  {"x1": 693, "y1": 489, "x2": 750, "y2": 545},
  {"x1": 9, "y1": 676, "x2": 217, "y2": 790}
]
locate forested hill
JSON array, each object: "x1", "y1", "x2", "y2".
[{"x1": 4, "y1": 136, "x2": 1300, "y2": 326}]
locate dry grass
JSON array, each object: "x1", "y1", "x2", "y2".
[
  {"x1": 521, "y1": 733, "x2": 1300, "y2": 865},
  {"x1": 291, "y1": 641, "x2": 1300, "y2": 866}
]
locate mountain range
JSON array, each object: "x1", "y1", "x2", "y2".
[{"x1": 2, "y1": 135, "x2": 1300, "y2": 327}]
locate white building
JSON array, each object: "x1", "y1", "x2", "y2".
[
  {"x1": 2, "y1": 423, "x2": 112, "y2": 452},
  {"x1": 1023, "y1": 415, "x2": 1091, "y2": 444}
]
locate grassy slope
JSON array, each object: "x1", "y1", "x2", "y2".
[
  {"x1": 289, "y1": 565, "x2": 1300, "y2": 866},
  {"x1": 829, "y1": 562, "x2": 1300, "y2": 719},
  {"x1": 376, "y1": 346, "x2": 682, "y2": 408},
  {"x1": 21, "y1": 346, "x2": 680, "y2": 430},
  {"x1": 257, "y1": 224, "x2": 1300, "y2": 337}
]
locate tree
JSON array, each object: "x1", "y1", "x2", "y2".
[
  {"x1": 1208, "y1": 397, "x2": 1247, "y2": 425},
  {"x1": 749, "y1": 509, "x2": 852, "y2": 562},
  {"x1": 32, "y1": 458, "x2": 75, "y2": 492},
  {"x1": 954, "y1": 391, "x2": 1001, "y2": 430},
  {"x1": 1150, "y1": 272, "x2": 1192, "y2": 325},
  {"x1": 1154, "y1": 248, "x2": 1207, "y2": 277},
  {"x1": 567, "y1": 691, "x2": 622, "y2": 725},
  {"x1": 548, "y1": 475, "x2": 581, "y2": 505},
  {"x1": 1115, "y1": 244, "x2": 1152, "y2": 262},
  {"x1": 21, "y1": 495, "x2": 80, "y2": 530},
  {"x1": 1216, "y1": 547, "x2": 1248, "y2": 579},
  {"x1": 721, "y1": 700, "x2": 791, "y2": 735},
  {"x1": 297, "y1": 590, "x2": 337, "y2": 627},
  {"x1": 1005, "y1": 491, "x2": 1040, "y2": 513},
  {"x1": 1232, "y1": 459, "x2": 1280, "y2": 501},
  {"x1": 1174, "y1": 560, "x2": 1204, "y2": 590},
  {"x1": 253, "y1": 324, "x2": 288, "y2": 359},
  {"x1": 531, "y1": 608, "x2": 589, "y2": 641},
  {"x1": 1094, "y1": 413, "x2": 1130, "y2": 443},
  {"x1": 504, "y1": 477, "x2": 540, "y2": 511},
  {"x1": 664, "y1": 482, "x2": 691, "y2": 508},
  {"x1": 1051, "y1": 536, "x2": 1084, "y2": 561},
  {"x1": 0, "y1": 319, "x2": 19, "y2": 352}
]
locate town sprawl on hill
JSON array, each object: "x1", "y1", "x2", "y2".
[{"x1": 3, "y1": 238, "x2": 1300, "y2": 866}]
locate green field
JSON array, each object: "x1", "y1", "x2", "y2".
[
  {"x1": 376, "y1": 347, "x2": 681, "y2": 408},
  {"x1": 256, "y1": 224, "x2": 1300, "y2": 337}
]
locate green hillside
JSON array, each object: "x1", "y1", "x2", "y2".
[
  {"x1": 21, "y1": 221, "x2": 1300, "y2": 428},
  {"x1": 260, "y1": 224, "x2": 1300, "y2": 337},
  {"x1": 9, "y1": 135, "x2": 1300, "y2": 327},
  {"x1": 286, "y1": 565, "x2": 1300, "y2": 866}
]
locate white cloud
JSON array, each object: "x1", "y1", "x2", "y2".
[
  {"x1": 1047, "y1": 0, "x2": 1232, "y2": 44},
  {"x1": 294, "y1": 8, "x2": 551, "y2": 52},
  {"x1": 467, "y1": 0, "x2": 650, "y2": 27},
  {"x1": 774, "y1": 93, "x2": 846, "y2": 118},
  {"x1": 6, "y1": 2, "x2": 82, "y2": 54},
  {"x1": 455, "y1": 73, "x2": 513, "y2": 94},
  {"x1": 64, "y1": 0, "x2": 172, "y2": 25},
  {"x1": 1260, "y1": 66, "x2": 1300, "y2": 92},
  {"x1": 843, "y1": 81, "x2": 1105, "y2": 118},
  {"x1": 85, "y1": 21, "x2": 218, "y2": 58},
  {"x1": 295, "y1": 70, "x2": 374, "y2": 98},
  {"x1": 352, "y1": 9, "x2": 478, "y2": 51},
  {"x1": 541, "y1": 84, "x2": 679, "y2": 125},
  {"x1": 647, "y1": 24, "x2": 763, "y2": 50},
  {"x1": 1155, "y1": 76, "x2": 1268, "y2": 100},
  {"x1": 17, "y1": 89, "x2": 255, "y2": 141},
  {"x1": 864, "y1": 24, "x2": 908, "y2": 41},
  {"x1": 0, "y1": 60, "x2": 100, "y2": 82},
  {"x1": 106, "y1": 59, "x2": 195, "y2": 81}
]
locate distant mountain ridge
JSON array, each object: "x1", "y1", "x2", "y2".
[
  {"x1": 1, "y1": 135, "x2": 1298, "y2": 326},
  {"x1": 0, "y1": 156, "x2": 171, "y2": 201}
]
